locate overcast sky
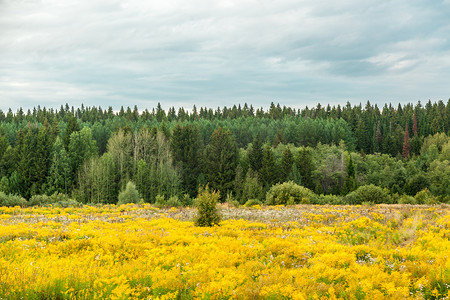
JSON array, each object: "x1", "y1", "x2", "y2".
[{"x1": 1, "y1": 0, "x2": 449, "y2": 112}]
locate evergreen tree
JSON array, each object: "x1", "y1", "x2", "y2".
[
  {"x1": 248, "y1": 134, "x2": 263, "y2": 172},
  {"x1": 203, "y1": 127, "x2": 238, "y2": 200},
  {"x1": 170, "y1": 124, "x2": 202, "y2": 197},
  {"x1": 45, "y1": 137, "x2": 72, "y2": 195},
  {"x1": 342, "y1": 154, "x2": 357, "y2": 194},
  {"x1": 259, "y1": 143, "x2": 277, "y2": 188},
  {"x1": 280, "y1": 147, "x2": 294, "y2": 182},
  {"x1": 63, "y1": 116, "x2": 79, "y2": 150},
  {"x1": 297, "y1": 148, "x2": 315, "y2": 190},
  {"x1": 68, "y1": 127, "x2": 98, "y2": 183}
]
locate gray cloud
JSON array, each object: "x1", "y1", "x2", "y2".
[{"x1": 0, "y1": 0, "x2": 449, "y2": 112}]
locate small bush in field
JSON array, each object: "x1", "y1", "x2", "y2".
[
  {"x1": 344, "y1": 184, "x2": 391, "y2": 205},
  {"x1": 244, "y1": 199, "x2": 262, "y2": 207},
  {"x1": 118, "y1": 182, "x2": 141, "y2": 205},
  {"x1": 195, "y1": 186, "x2": 221, "y2": 227},
  {"x1": 266, "y1": 181, "x2": 315, "y2": 205},
  {"x1": 167, "y1": 195, "x2": 181, "y2": 207}
]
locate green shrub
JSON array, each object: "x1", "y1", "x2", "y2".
[
  {"x1": 415, "y1": 188, "x2": 437, "y2": 204},
  {"x1": 266, "y1": 181, "x2": 315, "y2": 205},
  {"x1": 117, "y1": 182, "x2": 141, "y2": 205},
  {"x1": 28, "y1": 194, "x2": 52, "y2": 206},
  {"x1": 154, "y1": 194, "x2": 164, "y2": 208},
  {"x1": 397, "y1": 194, "x2": 417, "y2": 205},
  {"x1": 244, "y1": 199, "x2": 263, "y2": 207},
  {"x1": 167, "y1": 195, "x2": 181, "y2": 207},
  {"x1": 0, "y1": 192, "x2": 27, "y2": 207},
  {"x1": 180, "y1": 194, "x2": 193, "y2": 206},
  {"x1": 29, "y1": 193, "x2": 81, "y2": 207},
  {"x1": 194, "y1": 186, "x2": 221, "y2": 227},
  {"x1": 312, "y1": 194, "x2": 346, "y2": 205},
  {"x1": 344, "y1": 184, "x2": 391, "y2": 205},
  {"x1": 226, "y1": 193, "x2": 240, "y2": 207}
]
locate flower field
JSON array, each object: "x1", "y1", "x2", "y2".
[{"x1": 0, "y1": 204, "x2": 450, "y2": 299}]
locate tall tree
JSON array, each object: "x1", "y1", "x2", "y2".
[
  {"x1": 63, "y1": 116, "x2": 79, "y2": 150},
  {"x1": 280, "y1": 147, "x2": 294, "y2": 182},
  {"x1": 259, "y1": 143, "x2": 277, "y2": 188},
  {"x1": 44, "y1": 137, "x2": 72, "y2": 195},
  {"x1": 68, "y1": 127, "x2": 98, "y2": 184},
  {"x1": 170, "y1": 124, "x2": 202, "y2": 197},
  {"x1": 203, "y1": 127, "x2": 238, "y2": 200},
  {"x1": 248, "y1": 134, "x2": 263, "y2": 172},
  {"x1": 402, "y1": 123, "x2": 411, "y2": 159}
]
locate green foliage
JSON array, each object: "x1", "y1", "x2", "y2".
[
  {"x1": 171, "y1": 124, "x2": 202, "y2": 197},
  {"x1": 415, "y1": 188, "x2": 437, "y2": 205},
  {"x1": 397, "y1": 194, "x2": 417, "y2": 205},
  {"x1": 241, "y1": 170, "x2": 265, "y2": 204},
  {"x1": 344, "y1": 184, "x2": 391, "y2": 205},
  {"x1": 194, "y1": 186, "x2": 221, "y2": 227},
  {"x1": 28, "y1": 193, "x2": 80, "y2": 207},
  {"x1": 312, "y1": 194, "x2": 346, "y2": 205},
  {"x1": 244, "y1": 199, "x2": 263, "y2": 207},
  {"x1": 0, "y1": 192, "x2": 27, "y2": 207},
  {"x1": 266, "y1": 181, "x2": 315, "y2": 205},
  {"x1": 117, "y1": 181, "x2": 142, "y2": 205}
]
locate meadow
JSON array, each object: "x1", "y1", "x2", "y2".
[{"x1": 0, "y1": 204, "x2": 449, "y2": 299}]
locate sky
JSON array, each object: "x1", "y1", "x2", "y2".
[{"x1": 1, "y1": 0, "x2": 449, "y2": 112}]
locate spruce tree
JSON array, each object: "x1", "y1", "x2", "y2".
[
  {"x1": 203, "y1": 127, "x2": 238, "y2": 200},
  {"x1": 259, "y1": 143, "x2": 277, "y2": 188},
  {"x1": 342, "y1": 154, "x2": 357, "y2": 194},
  {"x1": 170, "y1": 124, "x2": 201, "y2": 197},
  {"x1": 297, "y1": 148, "x2": 315, "y2": 190},
  {"x1": 248, "y1": 134, "x2": 263, "y2": 172},
  {"x1": 280, "y1": 147, "x2": 294, "y2": 182},
  {"x1": 63, "y1": 116, "x2": 79, "y2": 150}
]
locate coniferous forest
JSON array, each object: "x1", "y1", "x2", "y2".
[{"x1": 0, "y1": 100, "x2": 449, "y2": 206}]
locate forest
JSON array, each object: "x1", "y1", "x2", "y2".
[{"x1": 0, "y1": 100, "x2": 449, "y2": 206}]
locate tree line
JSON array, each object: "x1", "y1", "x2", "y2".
[{"x1": 0, "y1": 100, "x2": 449, "y2": 205}]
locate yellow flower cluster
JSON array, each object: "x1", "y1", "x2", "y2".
[{"x1": 0, "y1": 204, "x2": 449, "y2": 299}]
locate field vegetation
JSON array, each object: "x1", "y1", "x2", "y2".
[{"x1": 1, "y1": 203, "x2": 449, "y2": 299}]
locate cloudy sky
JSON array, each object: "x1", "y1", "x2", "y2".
[{"x1": 1, "y1": 0, "x2": 449, "y2": 112}]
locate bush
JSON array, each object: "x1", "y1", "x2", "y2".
[
  {"x1": 312, "y1": 194, "x2": 346, "y2": 205},
  {"x1": 415, "y1": 188, "x2": 438, "y2": 205},
  {"x1": 118, "y1": 182, "x2": 141, "y2": 205},
  {"x1": 344, "y1": 184, "x2": 391, "y2": 205},
  {"x1": 154, "y1": 194, "x2": 166, "y2": 208},
  {"x1": 244, "y1": 199, "x2": 263, "y2": 207},
  {"x1": 266, "y1": 181, "x2": 315, "y2": 205},
  {"x1": 0, "y1": 192, "x2": 27, "y2": 207},
  {"x1": 167, "y1": 195, "x2": 181, "y2": 207},
  {"x1": 194, "y1": 186, "x2": 221, "y2": 227},
  {"x1": 397, "y1": 194, "x2": 417, "y2": 205},
  {"x1": 29, "y1": 193, "x2": 81, "y2": 207},
  {"x1": 180, "y1": 194, "x2": 193, "y2": 206},
  {"x1": 226, "y1": 193, "x2": 240, "y2": 207}
]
